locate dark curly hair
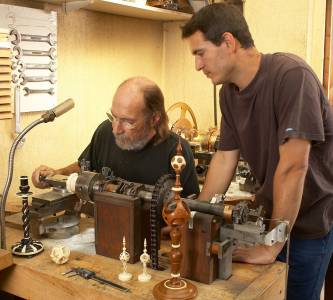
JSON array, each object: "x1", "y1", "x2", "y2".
[{"x1": 182, "y1": 3, "x2": 254, "y2": 49}]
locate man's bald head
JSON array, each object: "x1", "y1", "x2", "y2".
[
  {"x1": 118, "y1": 76, "x2": 157, "y2": 93},
  {"x1": 113, "y1": 77, "x2": 160, "y2": 116},
  {"x1": 111, "y1": 77, "x2": 169, "y2": 146}
]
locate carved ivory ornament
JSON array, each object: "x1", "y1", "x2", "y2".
[{"x1": 50, "y1": 245, "x2": 70, "y2": 264}]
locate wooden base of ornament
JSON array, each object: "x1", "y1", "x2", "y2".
[{"x1": 153, "y1": 278, "x2": 197, "y2": 300}]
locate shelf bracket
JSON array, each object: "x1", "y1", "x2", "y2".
[{"x1": 63, "y1": 0, "x2": 95, "y2": 13}]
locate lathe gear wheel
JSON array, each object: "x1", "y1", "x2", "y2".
[{"x1": 167, "y1": 102, "x2": 198, "y2": 138}]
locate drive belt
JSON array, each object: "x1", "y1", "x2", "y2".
[{"x1": 150, "y1": 174, "x2": 174, "y2": 270}]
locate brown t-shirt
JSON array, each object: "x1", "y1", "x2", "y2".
[{"x1": 219, "y1": 53, "x2": 333, "y2": 239}]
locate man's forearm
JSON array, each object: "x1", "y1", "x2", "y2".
[
  {"x1": 272, "y1": 162, "x2": 307, "y2": 230},
  {"x1": 199, "y1": 150, "x2": 239, "y2": 201},
  {"x1": 271, "y1": 139, "x2": 310, "y2": 229},
  {"x1": 55, "y1": 162, "x2": 81, "y2": 176},
  {"x1": 233, "y1": 139, "x2": 310, "y2": 265}
]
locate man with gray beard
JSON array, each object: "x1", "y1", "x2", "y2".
[{"x1": 32, "y1": 77, "x2": 199, "y2": 197}]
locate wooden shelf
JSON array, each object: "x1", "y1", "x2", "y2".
[{"x1": 40, "y1": 0, "x2": 192, "y2": 21}]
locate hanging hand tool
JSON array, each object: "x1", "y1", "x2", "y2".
[
  {"x1": 10, "y1": 29, "x2": 56, "y2": 46},
  {"x1": 23, "y1": 87, "x2": 55, "y2": 96},
  {"x1": 12, "y1": 61, "x2": 56, "y2": 73},
  {"x1": 21, "y1": 74, "x2": 56, "y2": 85},
  {"x1": 13, "y1": 45, "x2": 56, "y2": 60}
]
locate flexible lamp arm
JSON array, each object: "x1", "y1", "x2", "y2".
[{"x1": 0, "y1": 98, "x2": 74, "y2": 249}]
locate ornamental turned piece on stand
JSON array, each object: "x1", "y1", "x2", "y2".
[
  {"x1": 12, "y1": 176, "x2": 44, "y2": 256},
  {"x1": 118, "y1": 236, "x2": 133, "y2": 282},
  {"x1": 138, "y1": 238, "x2": 151, "y2": 282},
  {"x1": 153, "y1": 140, "x2": 197, "y2": 300}
]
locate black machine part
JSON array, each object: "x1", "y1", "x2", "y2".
[
  {"x1": 168, "y1": 198, "x2": 256, "y2": 225},
  {"x1": 74, "y1": 171, "x2": 105, "y2": 203},
  {"x1": 66, "y1": 171, "x2": 154, "y2": 203}
]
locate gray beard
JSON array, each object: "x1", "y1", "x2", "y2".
[{"x1": 115, "y1": 135, "x2": 152, "y2": 151}]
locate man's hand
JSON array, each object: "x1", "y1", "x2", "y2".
[
  {"x1": 232, "y1": 243, "x2": 283, "y2": 265},
  {"x1": 31, "y1": 165, "x2": 56, "y2": 188}
]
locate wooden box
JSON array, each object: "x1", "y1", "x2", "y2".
[
  {"x1": 180, "y1": 212, "x2": 222, "y2": 284},
  {"x1": 94, "y1": 191, "x2": 151, "y2": 264}
]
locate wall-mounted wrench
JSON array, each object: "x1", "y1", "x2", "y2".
[
  {"x1": 12, "y1": 60, "x2": 56, "y2": 72},
  {"x1": 10, "y1": 29, "x2": 56, "y2": 46},
  {"x1": 12, "y1": 73, "x2": 20, "y2": 84},
  {"x1": 21, "y1": 74, "x2": 56, "y2": 85},
  {"x1": 11, "y1": 60, "x2": 24, "y2": 72},
  {"x1": 13, "y1": 46, "x2": 56, "y2": 60},
  {"x1": 25, "y1": 61, "x2": 56, "y2": 72},
  {"x1": 23, "y1": 87, "x2": 54, "y2": 96}
]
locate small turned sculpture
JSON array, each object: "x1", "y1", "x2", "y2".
[
  {"x1": 153, "y1": 141, "x2": 197, "y2": 300},
  {"x1": 138, "y1": 238, "x2": 151, "y2": 282},
  {"x1": 12, "y1": 176, "x2": 44, "y2": 257},
  {"x1": 118, "y1": 236, "x2": 132, "y2": 282}
]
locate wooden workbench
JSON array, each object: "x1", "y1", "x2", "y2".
[
  {"x1": 0, "y1": 219, "x2": 286, "y2": 300},
  {"x1": 0, "y1": 249, "x2": 12, "y2": 272}
]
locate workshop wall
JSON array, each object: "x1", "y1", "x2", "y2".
[
  {"x1": 245, "y1": 0, "x2": 325, "y2": 83},
  {"x1": 0, "y1": 0, "x2": 163, "y2": 202},
  {"x1": 162, "y1": 0, "x2": 326, "y2": 130}
]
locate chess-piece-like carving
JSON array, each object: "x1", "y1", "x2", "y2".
[
  {"x1": 153, "y1": 141, "x2": 197, "y2": 299},
  {"x1": 118, "y1": 236, "x2": 133, "y2": 282},
  {"x1": 138, "y1": 238, "x2": 151, "y2": 282}
]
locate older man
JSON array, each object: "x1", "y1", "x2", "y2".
[{"x1": 32, "y1": 77, "x2": 199, "y2": 197}]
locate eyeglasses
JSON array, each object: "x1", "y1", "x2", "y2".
[{"x1": 106, "y1": 111, "x2": 137, "y2": 130}]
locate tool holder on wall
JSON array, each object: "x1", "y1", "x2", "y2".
[
  {"x1": 10, "y1": 27, "x2": 57, "y2": 112},
  {"x1": 0, "y1": 28, "x2": 12, "y2": 120},
  {"x1": 10, "y1": 28, "x2": 57, "y2": 96},
  {"x1": 0, "y1": 4, "x2": 57, "y2": 115}
]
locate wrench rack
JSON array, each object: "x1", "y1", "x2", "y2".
[
  {"x1": 10, "y1": 29, "x2": 57, "y2": 99},
  {"x1": 0, "y1": 4, "x2": 57, "y2": 113},
  {"x1": 0, "y1": 28, "x2": 12, "y2": 120}
]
